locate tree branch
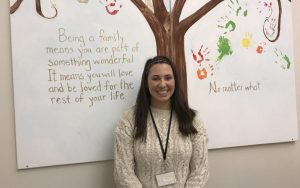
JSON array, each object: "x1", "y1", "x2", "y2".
[
  {"x1": 152, "y1": 0, "x2": 168, "y2": 22},
  {"x1": 131, "y1": 0, "x2": 166, "y2": 33},
  {"x1": 179, "y1": 0, "x2": 224, "y2": 33},
  {"x1": 171, "y1": 0, "x2": 186, "y2": 24},
  {"x1": 10, "y1": 0, "x2": 23, "y2": 14},
  {"x1": 36, "y1": 0, "x2": 58, "y2": 19}
]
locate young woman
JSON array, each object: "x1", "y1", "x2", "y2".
[{"x1": 114, "y1": 56, "x2": 209, "y2": 188}]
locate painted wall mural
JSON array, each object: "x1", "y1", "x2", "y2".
[{"x1": 10, "y1": 0, "x2": 298, "y2": 169}]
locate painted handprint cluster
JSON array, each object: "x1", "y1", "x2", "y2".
[
  {"x1": 77, "y1": 0, "x2": 123, "y2": 15},
  {"x1": 216, "y1": 0, "x2": 248, "y2": 62},
  {"x1": 189, "y1": 0, "x2": 293, "y2": 82},
  {"x1": 99, "y1": 0, "x2": 123, "y2": 15},
  {"x1": 191, "y1": 45, "x2": 214, "y2": 80},
  {"x1": 257, "y1": 0, "x2": 280, "y2": 42}
]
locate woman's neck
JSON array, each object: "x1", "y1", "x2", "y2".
[{"x1": 150, "y1": 100, "x2": 171, "y2": 110}]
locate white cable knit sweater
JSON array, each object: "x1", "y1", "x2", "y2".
[{"x1": 114, "y1": 106, "x2": 209, "y2": 188}]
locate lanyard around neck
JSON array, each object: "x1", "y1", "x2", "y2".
[{"x1": 149, "y1": 107, "x2": 173, "y2": 161}]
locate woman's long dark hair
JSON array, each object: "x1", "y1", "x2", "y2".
[{"x1": 134, "y1": 56, "x2": 197, "y2": 140}]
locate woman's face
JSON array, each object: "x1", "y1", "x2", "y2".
[{"x1": 147, "y1": 63, "x2": 175, "y2": 109}]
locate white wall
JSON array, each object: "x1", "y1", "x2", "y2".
[{"x1": 1, "y1": 1, "x2": 300, "y2": 188}]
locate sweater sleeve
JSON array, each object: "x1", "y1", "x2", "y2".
[
  {"x1": 185, "y1": 115, "x2": 209, "y2": 188},
  {"x1": 114, "y1": 109, "x2": 143, "y2": 188}
]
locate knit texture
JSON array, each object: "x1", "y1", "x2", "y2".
[{"x1": 114, "y1": 106, "x2": 209, "y2": 188}]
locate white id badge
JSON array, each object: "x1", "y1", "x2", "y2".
[{"x1": 156, "y1": 171, "x2": 177, "y2": 187}]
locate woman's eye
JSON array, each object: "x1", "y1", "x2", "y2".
[
  {"x1": 152, "y1": 77, "x2": 160, "y2": 81},
  {"x1": 165, "y1": 76, "x2": 173, "y2": 80}
]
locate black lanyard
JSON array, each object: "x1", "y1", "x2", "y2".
[{"x1": 149, "y1": 107, "x2": 173, "y2": 161}]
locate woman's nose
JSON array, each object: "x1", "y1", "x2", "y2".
[{"x1": 159, "y1": 79, "x2": 166, "y2": 87}]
